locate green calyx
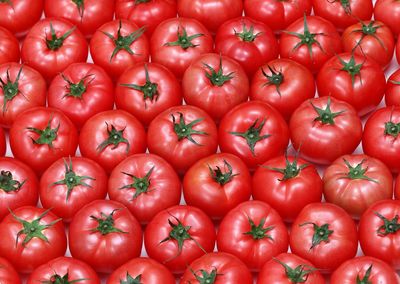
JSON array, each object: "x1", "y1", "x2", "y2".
[
  {"x1": 203, "y1": 56, "x2": 234, "y2": 87},
  {"x1": 0, "y1": 66, "x2": 23, "y2": 114},
  {"x1": 97, "y1": 122, "x2": 130, "y2": 153},
  {"x1": 356, "y1": 265, "x2": 373, "y2": 284},
  {"x1": 208, "y1": 160, "x2": 238, "y2": 186},
  {"x1": 243, "y1": 217, "x2": 274, "y2": 240},
  {"x1": 328, "y1": 0, "x2": 351, "y2": 14},
  {"x1": 0, "y1": 0, "x2": 12, "y2": 5},
  {"x1": 171, "y1": 112, "x2": 207, "y2": 145},
  {"x1": 338, "y1": 54, "x2": 363, "y2": 87},
  {"x1": 300, "y1": 222, "x2": 333, "y2": 249},
  {"x1": 71, "y1": 0, "x2": 84, "y2": 18},
  {"x1": 311, "y1": 97, "x2": 344, "y2": 125},
  {"x1": 351, "y1": 21, "x2": 387, "y2": 52},
  {"x1": 262, "y1": 65, "x2": 284, "y2": 97},
  {"x1": 119, "y1": 166, "x2": 154, "y2": 200},
  {"x1": 41, "y1": 272, "x2": 87, "y2": 284},
  {"x1": 341, "y1": 158, "x2": 377, "y2": 183},
  {"x1": 0, "y1": 170, "x2": 25, "y2": 193},
  {"x1": 46, "y1": 22, "x2": 76, "y2": 51},
  {"x1": 165, "y1": 26, "x2": 204, "y2": 50},
  {"x1": 90, "y1": 209, "x2": 127, "y2": 235},
  {"x1": 120, "y1": 272, "x2": 142, "y2": 284},
  {"x1": 235, "y1": 23, "x2": 261, "y2": 42},
  {"x1": 190, "y1": 268, "x2": 219, "y2": 284},
  {"x1": 384, "y1": 121, "x2": 400, "y2": 138},
  {"x1": 274, "y1": 258, "x2": 317, "y2": 283},
  {"x1": 267, "y1": 152, "x2": 308, "y2": 181},
  {"x1": 375, "y1": 212, "x2": 400, "y2": 235},
  {"x1": 61, "y1": 73, "x2": 95, "y2": 99},
  {"x1": 27, "y1": 117, "x2": 60, "y2": 148}
]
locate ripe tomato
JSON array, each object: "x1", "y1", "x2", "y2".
[
  {"x1": 250, "y1": 58, "x2": 315, "y2": 121},
  {"x1": 0, "y1": 27, "x2": 19, "y2": 65},
  {"x1": 374, "y1": 0, "x2": 400, "y2": 39},
  {"x1": 9, "y1": 107, "x2": 78, "y2": 176},
  {"x1": 150, "y1": 17, "x2": 213, "y2": 80},
  {"x1": 290, "y1": 97, "x2": 362, "y2": 165},
  {"x1": 27, "y1": 257, "x2": 100, "y2": 284},
  {"x1": 144, "y1": 205, "x2": 216, "y2": 274},
  {"x1": 323, "y1": 154, "x2": 393, "y2": 219},
  {"x1": 317, "y1": 53, "x2": 386, "y2": 117},
  {"x1": 219, "y1": 101, "x2": 290, "y2": 171},
  {"x1": 107, "y1": 257, "x2": 175, "y2": 284},
  {"x1": 79, "y1": 110, "x2": 147, "y2": 174},
  {"x1": 385, "y1": 69, "x2": 400, "y2": 106},
  {"x1": 0, "y1": 206, "x2": 66, "y2": 273},
  {"x1": 116, "y1": 62, "x2": 182, "y2": 127},
  {"x1": 280, "y1": 15, "x2": 341, "y2": 73},
  {"x1": 90, "y1": 19, "x2": 149, "y2": 81},
  {"x1": 48, "y1": 63, "x2": 114, "y2": 130},
  {"x1": 108, "y1": 153, "x2": 181, "y2": 224},
  {"x1": 180, "y1": 252, "x2": 252, "y2": 284},
  {"x1": 0, "y1": 63, "x2": 46, "y2": 128},
  {"x1": 21, "y1": 18, "x2": 88, "y2": 83},
  {"x1": 252, "y1": 153, "x2": 323, "y2": 222},
  {"x1": 183, "y1": 153, "x2": 251, "y2": 220},
  {"x1": 0, "y1": 257, "x2": 21, "y2": 284},
  {"x1": 182, "y1": 53, "x2": 249, "y2": 123},
  {"x1": 69, "y1": 200, "x2": 143, "y2": 273}
]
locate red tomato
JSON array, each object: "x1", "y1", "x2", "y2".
[
  {"x1": 0, "y1": 257, "x2": 21, "y2": 284},
  {"x1": 374, "y1": 0, "x2": 400, "y2": 39},
  {"x1": 21, "y1": 18, "x2": 88, "y2": 83},
  {"x1": 250, "y1": 58, "x2": 315, "y2": 121},
  {"x1": 317, "y1": 53, "x2": 386, "y2": 116},
  {"x1": 27, "y1": 257, "x2": 100, "y2": 284},
  {"x1": 182, "y1": 53, "x2": 249, "y2": 123},
  {"x1": 79, "y1": 110, "x2": 147, "y2": 174},
  {"x1": 252, "y1": 153, "x2": 323, "y2": 222},
  {"x1": 150, "y1": 17, "x2": 213, "y2": 80},
  {"x1": 257, "y1": 253, "x2": 325, "y2": 284},
  {"x1": 116, "y1": 62, "x2": 182, "y2": 127},
  {"x1": 290, "y1": 97, "x2": 362, "y2": 165},
  {"x1": 180, "y1": 252, "x2": 252, "y2": 284},
  {"x1": 0, "y1": 206, "x2": 66, "y2": 273},
  {"x1": 280, "y1": 15, "x2": 342, "y2": 73},
  {"x1": 342, "y1": 21, "x2": 395, "y2": 68},
  {"x1": 144, "y1": 205, "x2": 216, "y2": 274},
  {"x1": 9, "y1": 107, "x2": 78, "y2": 176},
  {"x1": 183, "y1": 153, "x2": 252, "y2": 220},
  {"x1": 385, "y1": 69, "x2": 400, "y2": 106},
  {"x1": 108, "y1": 153, "x2": 181, "y2": 224},
  {"x1": 215, "y1": 17, "x2": 279, "y2": 77},
  {"x1": 107, "y1": 257, "x2": 175, "y2": 284},
  {"x1": 0, "y1": 27, "x2": 19, "y2": 65},
  {"x1": 147, "y1": 105, "x2": 218, "y2": 175},
  {"x1": 397, "y1": 37, "x2": 400, "y2": 66},
  {"x1": 90, "y1": 19, "x2": 149, "y2": 81},
  {"x1": 69, "y1": 200, "x2": 143, "y2": 273},
  {"x1": 0, "y1": 127, "x2": 5, "y2": 156}
]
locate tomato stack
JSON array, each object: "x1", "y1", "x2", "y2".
[{"x1": 1, "y1": 0, "x2": 400, "y2": 283}]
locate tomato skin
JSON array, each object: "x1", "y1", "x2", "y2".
[
  {"x1": 374, "y1": 0, "x2": 400, "y2": 39},
  {"x1": 0, "y1": 257, "x2": 21, "y2": 284},
  {"x1": 182, "y1": 53, "x2": 249, "y2": 123},
  {"x1": 0, "y1": 27, "x2": 19, "y2": 65},
  {"x1": 27, "y1": 257, "x2": 100, "y2": 284},
  {"x1": 107, "y1": 257, "x2": 175, "y2": 284},
  {"x1": 0, "y1": 127, "x2": 5, "y2": 156},
  {"x1": 385, "y1": 69, "x2": 400, "y2": 107},
  {"x1": 397, "y1": 38, "x2": 400, "y2": 67},
  {"x1": 108, "y1": 153, "x2": 181, "y2": 224},
  {"x1": 395, "y1": 174, "x2": 400, "y2": 200},
  {"x1": 116, "y1": 62, "x2": 182, "y2": 127}
]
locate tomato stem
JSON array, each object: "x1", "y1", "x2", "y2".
[
  {"x1": 337, "y1": 54, "x2": 363, "y2": 87},
  {"x1": 61, "y1": 73, "x2": 95, "y2": 99},
  {"x1": 119, "y1": 272, "x2": 142, "y2": 284},
  {"x1": 356, "y1": 265, "x2": 373, "y2": 284},
  {"x1": 265, "y1": 152, "x2": 308, "y2": 180},
  {"x1": 119, "y1": 166, "x2": 154, "y2": 200},
  {"x1": 351, "y1": 21, "x2": 387, "y2": 52},
  {"x1": 71, "y1": 0, "x2": 84, "y2": 18},
  {"x1": 274, "y1": 258, "x2": 318, "y2": 283},
  {"x1": 300, "y1": 222, "x2": 333, "y2": 249},
  {"x1": 375, "y1": 212, "x2": 400, "y2": 235},
  {"x1": 384, "y1": 121, "x2": 400, "y2": 138},
  {"x1": 311, "y1": 97, "x2": 344, "y2": 125},
  {"x1": 171, "y1": 112, "x2": 207, "y2": 145},
  {"x1": 90, "y1": 209, "x2": 127, "y2": 235},
  {"x1": 208, "y1": 160, "x2": 238, "y2": 185},
  {"x1": 46, "y1": 272, "x2": 88, "y2": 284},
  {"x1": 46, "y1": 22, "x2": 76, "y2": 51},
  {"x1": 235, "y1": 23, "x2": 260, "y2": 42},
  {"x1": 262, "y1": 65, "x2": 284, "y2": 97},
  {"x1": 340, "y1": 158, "x2": 378, "y2": 183},
  {"x1": 96, "y1": 122, "x2": 130, "y2": 153},
  {"x1": 0, "y1": 66, "x2": 23, "y2": 114},
  {"x1": 135, "y1": 0, "x2": 150, "y2": 3},
  {"x1": 203, "y1": 56, "x2": 234, "y2": 87},
  {"x1": 27, "y1": 116, "x2": 60, "y2": 148},
  {"x1": 165, "y1": 26, "x2": 204, "y2": 50},
  {"x1": 189, "y1": 267, "x2": 219, "y2": 284},
  {"x1": 243, "y1": 217, "x2": 274, "y2": 240},
  {"x1": 0, "y1": 170, "x2": 25, "y2": 193}
]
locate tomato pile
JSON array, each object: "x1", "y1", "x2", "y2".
[{"x1": 1, "y1": 0, "x2": 400, "y2": 283}]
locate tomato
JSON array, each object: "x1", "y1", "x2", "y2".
[
  {"x1": 44, "y1": 0, "x2": 115, "y2": 38},
  {"x1": 385, "y1": 69, "x2": 400, "y2": 106},
  {"x1": 342, "y1": 21, "x2": 395, "y2": 68},
  {"x1": 280, "y1": 15, "x2": 342, "y2": 74},
  {"x1": 107, "y1": 257, "x2": 175, "y2": 284},
  {"x1": 27, "y1": 257, "x2": 100, "y2": 284},
  {"x1": 0, "y1": 127, "x2": 5, "y2": 157},
  {"x1": 79, "y1": 110, "x2": 147, "y2": 174},
  {"x1": 219, "y1": 101, "x2": 290, "y2": 171},
  {"x1": 215, "y1": 17, "x2": 279, "y2": 77},
  {"x1": 144, "y1": 205, "x2": 215, "y2": 274},
  {"x1": 397, "y1": 37, "x2": 400, "y2": 67},
  {"x1": 116, "y1": 62, "x2": 182, "y2": 127},
  {"x1": 108, "y1": 153, "x2": 181, "y2": 224},
  {"x1": 250, "y1": 58, "x2": 315, "y2": 121},
  {"x1": 147, "y1": 105, "x2": 218, "y2": 175},
  {"x1": 69, "y1": 200, "x2": 142, "y2": 273},
  {"x1": 0, "y1": 27, "x2": 19, "y2": 65},
  {"x1": 359, "y1": 200, "x2": 400, "y2": 270},
  {"x1": 21, "y1": 18, "x2": 88, "y2": 83},
  {"x1": 182, "y1": 53, "x2": 249, "y2": 123},
  {"x1": 0, "y1": 257, "x2": 21, "y2": 284},
  {"x1": 252, "y1": 153, "x2": 323, "y2": 222},
  {"x1": 150, "y1": 17, "x2": 213, "y2": 80},
  {"x1": 323, "y1": 154, "x2": 393, "y2": 219},
  {"x1": 183, "y1": 153, "x2": 251, "y2": 220},
  {"x1": 290, "y1": 97, "x2": 362, "y2": 165},
  {"x1": 9, "y1": 107, "x2": 78, "y2": 176},
  {"x1": 180, "y1": 252, "x2": 252, "y2": 284},
  {"x1": 90, "y1": 19, "x2": 149, "y2": 81},
  {"x1": 374, "y1": 0, "x2": 400, "y2": 39},
  {"x1": 0, "y1": 206, "x2": 66, "y2": 273},
  {"x1": 0, "y1": 63, "x2": 46, "y2": 128},
  {"x1": 115, "y1": 0, "x2": 177, "y2": 38}
]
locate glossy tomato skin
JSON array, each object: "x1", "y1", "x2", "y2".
[
  {"x1": 9, "y1": 107, "x2": 78, "y2": 176},
  {"x1": 27, "y1": 257, "x2": 100, "y2": 284},
  {"x1": 182, "y1": 53, "x2": 249, "y2": 123},
  {"x1": 0, "y1": 206, "x2": 67, "y2": 273},
  {"x1": 107, "y1": 257, "x2": 175, "y2": 284},
  {"x1": 79, "y1": 110, "x2": 147, "y2": 174},
  {"x1": 385, "y1": 69, "x2": 400, "y2": 106},
  {"x1": 250, "y1": 58, "x2": 315, "y2": 122},
  {"x1": 144, "y1": 205, "x2": 216, "y2": 274},
  {"x1": 150, "y1": 17, "x2": 213, "y2": 80},
  {"x1": 374, "y1": 0, "x2": 400, "y2": 39},
  {"x1": 252, "y1": 155, "x2": 323, "y2": 222},
  {"x1": 0, "y1": 27, "x2": 19, "y2": 65},
  {"x1": 257, "y1": 253, "x2": 324, "y2": 284},
  {"x1": 180, "y1": 252, "x2": 252, "y2": 284},
  {"x1": 21, "y1": 18, "x2": 88, "y2": 83},
  {"x1": 116, "y1": 62, "x2": 182, "y2": 127},
  {"x1": 108, "y1": 153, "x2": 181, "y2": 224},
  {"x1": 0, "y1": 257, "x2": 21, "y2": 284},
  {"x1": 69, "y1": 200, "x2": 143, "y2": 273},
  {"x1": 183, "y1": 153, "x2": 251, "y2": 220}
]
